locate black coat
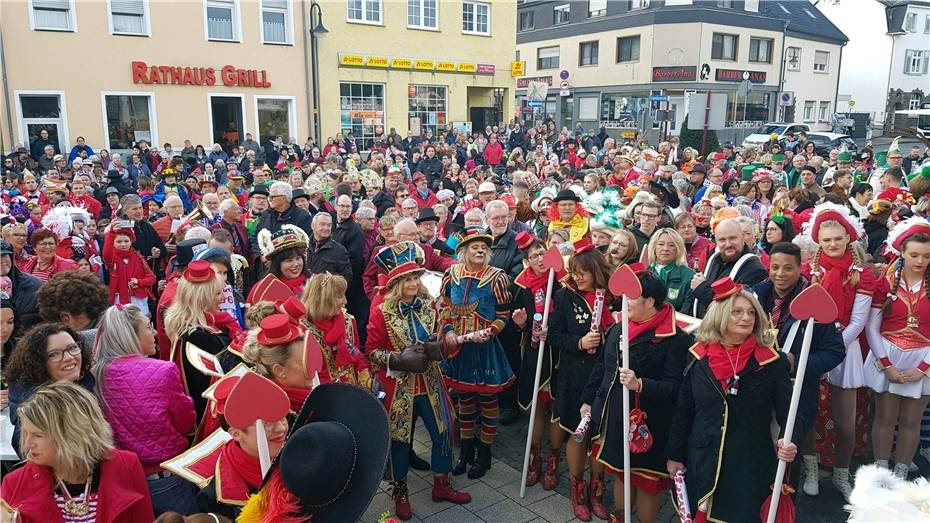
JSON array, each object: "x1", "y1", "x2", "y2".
[
  {"x1": 307, "y1": 237, "x2": 352, "y2": 284},
  {"x1": 332, "y1": 218, "x2": 366, "y2": 284},
  {"x1": 6, "y1": 263, "x2": 42, "y2": 328},
  {"x1": 490, "y1": 228, "x2": 525, "y2": 280},
  {"x1": 865, "y1": 220, "x2": 888, "y2": 260},
  {"x1": 514, "y1": 277, "x2": 562, "y2": 409},
  {"x1": 249, "y1": 204, "x2": 313, "y2": 256},
  {"x1": 666, "y1": 346, "x2": 792, "y2": 522},
  {"x1": 181, "y1": 327, "x2": 234, "y2": 421},
  {"x1": 691, "y1": 247, "x2": 767, "y2": 317},
  {"x1": 132, "y1": 219, "x2": 166, "y2": 267},
  {"x1": 415, "y1": 156, "x2": 443, "y2": 182},
  {"x1": 371, "y1": 190, "x2": 396, "y2": 218},
  {"x1": 581, "y1": 313, "x2": 693, "y2": 475}
]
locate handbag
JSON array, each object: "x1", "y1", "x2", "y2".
[{"x1": 629, "y1": 393, "x2": 653, "y2": 454}]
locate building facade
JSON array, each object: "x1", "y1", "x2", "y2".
[
  {"x1": 314, "y1": 0, "x2": 516, "y2": 150},
  {"x1": 515, "y1": 0, "x2": 846, "y2": 143},
  {"x1": 883, "y1": 0, "x2": 930, "y2": 131},
  {"x1": 1, "y1": 0, "x2": 314, "y2": 155}
]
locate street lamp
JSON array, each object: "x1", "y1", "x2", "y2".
[{"x1": 309, "y1": 2, "x2": 327, "y2": 141}]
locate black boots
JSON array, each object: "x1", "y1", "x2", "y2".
[
  {"x1": 468, "y1": 442, "x2": 492, "y2": 479},
  {"x1": 452, "y1": 439, "x2": 475, "y2": 476}
]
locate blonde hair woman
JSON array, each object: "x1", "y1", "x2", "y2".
[
  {"x1": 164, "y1": 260, "x2": 241, "y2": 419},
  {"x1": 646, "y1": 228, "x2": 695, "y2": 311},
  {"x1": 0, "y1": 381, "x2": 154, "y2": 522},
  {"x1": 667, "y1": 278, "x2": 796, "y2": 522},
  {"x1": 301, "y1": 272, "x2": 371, "y2": 388},
  {"x1": 93, "y1": 305, "x2": 197, "y2": 516},
  {"x1": 241, "y1": 313, "x2": 312, "y2": 414}
]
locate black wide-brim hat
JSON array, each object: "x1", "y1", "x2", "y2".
[
  {"x1": 276, "y1": 382, "x2": 390, "y2": 523},
  {"x1": 553, "y1": 189, "x2": 581, "y2": 203}
]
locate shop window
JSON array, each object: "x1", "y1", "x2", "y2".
[
  {"x1": 617, "y1": 35, "x2": 640, "y2": 63},
  {"x1": 537, "y1": 46, "x2": 559, "y2": 70},
  {"x1": 725, "y1": 91, "x2": 770, "y2": 125},
  {"x1": 518, "y1": 11, "x2": 534, "y2": 31},
  {"x1": 813, "y1": 50, "x2": 829, "y2": 73},
  {"x1": 256, "y1": 97, "x2": 294, "y2": 144},
  {"x1": 600, "y1": 92, "x2": 650, "y2": 128},
  {"x1": 109, "y1": 0, "x2": 148, "y2": 35},
  {"x1": 261, "y1": 0, "x2": 291, "y2": 43},
  {"x1": 340, "y1": 82, "x2": 385, "y2": 150},
  {"x1": 579, "y1": 41, "x2": 598, "y2": 66},
  {"x1": 408, "y1": 0, "x2": 437, "y2": 29},
  {"x1": 103, "y1": 93, "x2": 156, "y2": 151},
  {"x1": 408, "y1": 85, "x2": 447, "y2": 137},
  {"x1": 749, "y1": 38, "x2": 772, "y2": 63},
  {"x1": 711, "y1": 33, "x2": 738, "y2": 61},
  {"x1": 347, "y1": 0, "x2": 381, "y2": 24},
  {"x1": 786, "y1": 46, "x2": 801, "y2": 71},
  {"x1": 30, "y1": 0, "x2": 76, "y2": 31},
  {"x1": 553, "y1": 4, "x2": 569, "y2": 25},
  {"x1": 205, "y1": 0, "x2": 239, "y2": 41},
  {"x1": 462, "y1": 1, "x2": 490, "y2": 35}
]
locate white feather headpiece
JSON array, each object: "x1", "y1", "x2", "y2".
[
  {"x1": 846, "y1": 464, "x2": 930, "y2": 522},
  {"x1": 257, "y1": 224, "x2": 309, "y2": 258},
  {"x1": 40, "y1": 206, "x2": 91, "y2": 240},
  {"x1": 885, "y1": 216, "x2": 930, "y2": 257},
  {"x1": 802, "y1": 201, "x2": 864, "y2": 241}
]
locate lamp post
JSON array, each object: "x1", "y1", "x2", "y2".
[{"x1": 309, "y1": 2, "x2": 328, "y2": 141}]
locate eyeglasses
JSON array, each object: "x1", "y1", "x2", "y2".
[
  {"x1": 640, "y1": 214, "x2": 659, "y2": 221},
  {"x1": 47, "y1": 344, "x2": 81, "y2": 362},
  {"x1": 729, "y1": 308, "x2": 756, "y2": 319},
  {"x1": 36, "y1": 241, "x2": 56, "y2": 248}
]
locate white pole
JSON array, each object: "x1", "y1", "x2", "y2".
[
  {"x1": 765, "y1": 317, "x2": 814, "y2": 523},
  {"x1": 621, "y1": 295, "x2": 632, "y2": 523},
  {"x1": 256, "y1": 419, "x2": 272, "y2": 478},
  {"x1": 520, "y1": 267, "x2": 556, "y2": 498}
]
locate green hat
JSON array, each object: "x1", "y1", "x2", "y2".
[
  {"x1": 887, "y1": 136, "x2": 902, "y2": 158},
  {"x1": 906, "y1": 163, "x2": 930, "y2": 184},
  {"x1": 876, "y1": 152, "x2": 888, "y2": 169},
  {"x1": 772, "y1": 154, "x2": 785, "y2": 163},
  {"x1": 741, "y1": 165, "x2": 756, "y2": 181},
  {"x1": 837, "y1": 150, "x2": 852, "y2": 163}
]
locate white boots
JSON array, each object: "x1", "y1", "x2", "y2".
[
  {"x1": 802, "y1": 455, "x2": 819, "y2": 496},
  {"x1": 892, "y1": 462, "x2": 909, "y2": 480},
  {"x1": 832, "y1": 467, "x2": 852, "y2": 500}
]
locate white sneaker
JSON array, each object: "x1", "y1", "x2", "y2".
[
  {"x1": 893, "y1": 462, "x2": 909, "y2": 480},
  {"x1": 908, "y1": 461, "x2": 918, "y2": 472},
  {"x1": 833, "y1": 467, "x2": 852, "y2": 500},
  {"x1": 802, "y1": 455, "x2": 819, "y2": 496},
  {"x1": 920, "y1": 447, "x2": 930, "y2": 463}
]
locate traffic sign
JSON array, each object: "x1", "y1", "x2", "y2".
[
  {"x1": 560, "y1": 89, "x2": 571, "y2": 97},
  {"x1": 849, "y1": 100, "x2": 856, "y2": 109},
  {"x1": 650, "y1": 95, "x2": 668, "y2": 102},
  {"x1": 559, "y1": 70, "x2": 570, "y2": 80},
  {"x1": 560, "y1": 80, "x2": 570, "y2": 89},
  {"x1": 527, "y1": 100, "x2": 544, "y2": 108}
]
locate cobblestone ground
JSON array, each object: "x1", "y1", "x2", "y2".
[{"x1": 361, "y1": 416, "x2": 930, "y2": 522}]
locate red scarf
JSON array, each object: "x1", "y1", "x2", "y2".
[
  {"x1": 816, "y1": 250, "x2": 857, "y2": 325},
  {"x1": 313, "y1": 314, "x2": 363, "y2": 368},
  {"x1": 220, "y1": 440, "x2": 263, "y2": 494},
  {"x1": 705, "y1": 337, "x2": 760, "y2": 390},
  {"x1": 514, "y1": 266, "x2": 566, "y2": 313},
  {"x1": 207, "y1": 311, "x2": 245, "y2": 344},
  {"x1": 109, "y1": 248, "x2": 151, "y2": 303},
  {"x1": 627, "y1": 303, "x2": 675, "y2": 342},
  {"x1": 281, "y1": 274, "x2": 307, "y2": 296},
  {"x1": 277, "y1": 383, "x2": 310, "y2": 413}
]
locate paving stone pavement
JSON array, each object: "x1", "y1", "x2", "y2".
[{"x1": 360, "y1": 414, "x2": 930, "y2": 522}]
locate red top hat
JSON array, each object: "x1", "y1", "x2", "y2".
[
  {"x1": 499, "y1": 194, "x2": 517, "y2": 210},
  {"x1": 627, "y1": 262, "x2": 649, "y2": 276},
  {"x1": 275, "y1": 296, "x2": 307, "y2": 325},
  {"x1": 184, "y1": 260, "x2": 216, "y2": 284},
  {"x1": 573, "y1": 237, "x2": 596, "y2": 255},
  {"x1": 711, "y1": 277, "x2": 743, "y2": 301},
  {"x1": 515, "y1": 230, "x2": 536, "y2": 251},
  {"x1": 257, "y1": 314, "x2": 302, "y2": 347}
]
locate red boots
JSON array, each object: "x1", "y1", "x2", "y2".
[
  {"x1": 391, "y1": 480, "x2": 412, "y2": 521},
  {"x1": 570, "y1": 475, "x2": 591, "y2": 521},
  {"x1": 589, "y1": 472, "x2": 609, "y2": 520},
  {"x1": 432, "y1": 474, "x2": 471, "y2": 504},
  {"x1": 543, "y1": 454, "x2": 561, "y2": 490},
  {"x1": 526, "y1": 445, "x2": 542, "y2": 486}
]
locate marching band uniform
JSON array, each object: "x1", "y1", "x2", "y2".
[{"x1": 304, "y1": 298, "x2": 372, "y2": 388}]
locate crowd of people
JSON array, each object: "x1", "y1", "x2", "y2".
[{"x1": 1, "y1": 119, "x2": 930, "y2": 522}]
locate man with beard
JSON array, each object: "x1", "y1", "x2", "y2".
[
  {"x1": 486, "y1": 201, "x2": 524, "y2": 279},
  {"x1": 211, "y1": 198, "x2": 251, "y2": 262},
  {"x1": 548, "y1": 190, "x2": 589, "y2": 242},
  {"x1": 689, "y1": 218, "x2": 767, "y2": 317}
]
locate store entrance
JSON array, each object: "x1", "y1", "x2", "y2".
[{"x1": 209, "y1": 95, "x2": 244, "y2": 153}]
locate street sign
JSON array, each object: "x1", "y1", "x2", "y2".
[
  {"x1": 527, "y1": 100, "x2": 544, "y2": 108},
  {"x1": 560, "y1": 89, "x2": 571, "y2": 97},
  {"x1": 511, "y1": 61, "x2": 525, "y2": 77},
  {"x1": 559, "y1": 70, "x2": 570, "y2": 80},
  {"x1": 687, "y1": 92, "x2": 727, "y2": 130},
  {"x1": 650, "y1": 95, "x2": 669, "y2": 102},
  {"x1": 560, "y1": 80, "x2": 570, "y2": 89},
  {"x1": 849, "y1": 100, "x2": 856, "y2": 109},
  {"x1": 527, "y1": 81, "x2": 549, "y2": 101}
]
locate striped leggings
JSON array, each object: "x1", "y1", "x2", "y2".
[{"x1": 459, "y1": 393, "x2": 499, "y2": 446}]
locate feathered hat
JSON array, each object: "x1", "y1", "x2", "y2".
[
  {"x1": 585, "y1": 187, "x2": 624, "y2": 231},
  {"x1": 886, "y1": 136, "x2": 903, "y2": 158},
  {"x1": 257, "y1": 224, "x2": 309, "y2": 259},
  {"x1": 886, "y1": 216, "x2": 930, "y2": 256},
  {"x1": 906, "y1": 163, "x2": 930, "y2": 199},
  {"x1": 804, "y1": 202, "x2": 864, "y2": 242},
  {"x1": 40, "y1": 206, "x2": 91, "y2": 240}
]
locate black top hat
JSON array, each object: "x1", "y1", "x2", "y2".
[
  {"x1": 553, "y1": 189, "x2": 581, "y2": 203},
  {"x1": 415, "y1": 207, "x2": 439, "y2": 224},
  {"x1": 276, "y1": 382, "x2": 390, "y2": 523},
  {"x1": 173, "y1": 238, "x2": 207, "y2": 268},
  {"x1": 106, "y1": 168, "x2": 122, "y2": 179},
  {"x1": 291, "y1": 188, "x2": 309, "y2": 201},
  {"x1": 250, "y1": 184, "x2": 270, "y2": 197}
]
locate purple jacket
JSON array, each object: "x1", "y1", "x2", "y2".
[{"x1": 100, "y1": 356, "x2": 196, "y2": 471}]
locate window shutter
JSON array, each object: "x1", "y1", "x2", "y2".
[
  {"x1": 111, "y1": 0, "x2": 143, "y2": 15},
  {"x1": 33, "y1": 0, "x2": 70, "y2": 9},
  {"x1": 923, "y1": 51, "x2": 929, "y2": 74},
  {"x1": 263, "y1": 0, "x2": 287, "y2": 9},
  {"x1": 905, "y1": 50, "x2": 913, "y2": 74}
]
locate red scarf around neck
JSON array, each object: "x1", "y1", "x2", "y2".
[
  {"x1": 281, "y1": 274, "x2": 307, "y2": 295},
  {"x1": 277, "y1": 382, "x2": 310, "y2": 413},
  {"x1": 515, "y1": 266, "x2": 566, "y2": 313},
  {"x1": 206, "y1": 311, "x2": 244, "y2": 343},
  {"x1": 220, "y1": 440, "x2": 263, "y2": 493},
  {"x1": 627, "y1": 303, "x2": 675, "y2": 343},
  {"x1": 313, "y1": 313, "x2": 363, "y2": 368},
  {"x1": 110, "y1": 248, "x2": 150, "y2": 303},
  {"x1": 705, "y1": 337, "x2": 761, "y2": 390},
  {"x1": 817, "y1": 249, "x2": 857, "y2": 324}
]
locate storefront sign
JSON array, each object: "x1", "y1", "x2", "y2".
[
  {"x1": 340, "y1": 54, "x2": 365, "y2": 66},
  {"x1": 336, "y1": 54, "x2": 494, "y2": 75},
  {"x1": 511, "y1": 61, "x2": 525, "y2": 77},
  {"x1": 477, "y1": 64, "x2": 496, "y2": 74},
  {"x1": 715, "y1": 69, "x2": 767, "y2": 83},
  {"x1": 651, "y1": 66, "x2": 697, "y2": 82},
  {"x1": 131, "y1": 61, "x2": 270, "y2": 87},
  {"x1": 415, "y1": 59, "x2": 435, "y2": 71},
  {"x1": 391, "y1": 57, "x2": 413, "y2": 69},
  {"x1": 457, "y1": 62, "x2": 477, "y2": 73},
  {"x1": 367, "y1": 56, "x2": 389, "y2": 68},
  {"x1": 437, "y1": 61, "x2": 456, "y2": 72},
  {"x1": 517, "y1": 76, "x2": 552, "y2": 88}
]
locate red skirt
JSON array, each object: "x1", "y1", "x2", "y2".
[{"x1": 589, "y1": 442, "x2": 672, "y2": 496}]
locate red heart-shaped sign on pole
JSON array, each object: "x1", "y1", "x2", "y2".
[
  {"x1": 224, "y1": 371, "x2": 291, "y2": 429},
  {"x1": 302, "y1": 334, "x2": 325, "y2": 382},
  {"x1": 789, "y1": 283, "x2": 838, "y2": 324},
  {"x1": 542, "y1": 246, "x2": 564, "y2": 272},
  {"x1": 609, "y1": 264, "x2": 643, "y2": 299}
]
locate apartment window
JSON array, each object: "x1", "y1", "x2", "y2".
[
  {"x1": 347, "y1": 0, "x2": 381, "y2": 24},
  {"x1": 462, "y1": 1, "x2": 490, "y2": 35},
  {"x1": 579, "y1": 41, "x2": 598, "y2": 66},
  {"x1": 716, "y1": 0, "x2": 733, "y2": 7},
  {"x1": 205, "y1": 0, "x2": 239, "y2": 41},
  {"x1": 786, "y1": 46, "x2": 801, "y2": 71},
  {"x1": 711, "y1": 33, "x2": 738, "y2": 61},
  {"x1": 518, "y1": 11, "x2": 534, "y2": 31},
  {"x1": 631, "y1": 0, "x2": 650, "y2": 9},
  {"x1": 537, "y1": 46, "x2": 559, "y2": 69},
  {"x1": 103, "y1": 94, "x2": 156, "y2": 150},
  {"x1": 408, "y1": 85, "x2": 447, "y2": 137},
  {"x1": 910, "y1": 95, "x2": 922, "y2": 110},
  {"x1": 803, "y1": 100, "x2": 815, "y2": 123},
  {"x1": 906, "y1": 12, "x2": 917, "y2": 32},
  {"x1": 925, "y1": 14, "x2": 929, "y2": 33},
  {"x1": 744, "y1": 0, "x2": 759, "y2": 11},
  {"x1": 818, "y1": 101, "x2": 831, "y2": 122},
  {"x1": 617, "y1": 35, "x2": 640, "y2": 62},
  {"x1": 261, "y1": 0, "x2": 291, "y2": 43},
  {"x1": 256, "y1": 97, "x2": 294, "y2": 143},
  {"x1": 553, "y1": 4, "x2": 569, "y2": 24},
  {"x1": 109, "y1": 0, "x2": 148, "y2": 35},
  {"x1": 589, "y1": 0, "x2": 606, "y2": 17},
  {"x1": 30, "y1": 0, "x2": 76, "y2": 31},
  {"x1": 749, "y1": 37, "x2": 772, "y2": 63},
  {"x1": 408, "y1": 0, "x2": 437, "y2": 29},
  {"x1": 905, "y1": 50, "x2": 929, "y2": 75},
  {"x1": 813, "y1": 50, "x2": 829, "y2": 72},
  {"x1": 339, "y1": 83, "x2": 385, "y2": 149}
]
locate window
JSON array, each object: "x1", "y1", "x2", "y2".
[
  {"x1": 347, "y1": 0, "x2": 381, "y2": 24},
  {"x1": 749, "y1": 37, "x2": 772, "y2": 63},
  {"x1": 256, "y1": 97, "x2": 294, "y2": 144},
  {"x1": 665, "y1": 0, "x2": 691, "y2": 4},
  {"x1": 744, "y1": 0, "x2": 759, "y2": 11},
  {"x1": 589, "y1": 0, "x2": 606, "y2": 17},
  {"x1": 910, "y1": 95, "x2": 922, "y2": 110},
  {"x1": 631, "y1": 0, "x2": 650, "y2": 9},
  {"x1": 925, "y1": 14, "x2": 929, "y2": 33},
  {"x1": 537, "y1": 46, "x2": 559, "y2": 69},
  {"x1": 711, "y1": 33, "x2": 738, "y2": 61},
  {"x1": 408, "y1": 85, "x2": 447, "y2": 137},
  {"x1": 553, "y1": 4, "x2": 569, "y2": 25},
  {"x1": 109, "y1": 0, "x2": 148, "y2": 35},
  {"x1": 716, "y1": 0, "x2": 733, "y2": 7},
  {"x1": 906, "y1": 12, "x2": 917, "y2": 32},
  {"x1": 803, "y1": 100, "x2": 815, "y2": 123},
  {"x1": 813, "y1": 50, "x2": 829, "y2": 72},
  {"x1": 205, "y1": 0, "x2": 239, "y2": 41},
  {"x1": 905, "y1": 50, "x2": 929, "y2": 75},
  {"x1": 408, "y1": 0, "x2": 437, "y2": 29},
  {"x1": 103, "y1": 94, "x2": 156, "y2": 151},
  {"x1": 579, "y1": 41, "x2": 598, "y2": 66},
  {"x1": 339, "y1": 83, "x2": 385, "y2": 149},
  {"x1": 518, "y1": 11, "x2": 534, "y2": 31},
  {"x1": 30, "y1": 0, "x2": 75, "y2": 31},
  {"x1": 818, "y1": 101, "x2": 831, "y2": 122},
  {"x1": 617, "y1": 35, "x2": 640, "y2": 62},
  {"x1": 260, "y1": 0, "x2": 291, "y2": 43},
  {"x1": 462, "y1": 1, "x2": 490, "y2": 35},
  {"x1": 786, "y1": 46, "x2": 801, "y2": 71},
  {"x1": 578, "y1": 97, "x2": 599, "y2": 120}
]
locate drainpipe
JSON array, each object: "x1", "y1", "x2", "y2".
[
  {"x1": 835, "y1": 38, "x2": 846, "y2": 128},
  {"x1": 301, "y1": 0, "x2": 314, "y2": 140},
  {"x1": 777, "y1": 20, "x2": 788, "y2": 122},
  {"x1": 0, "y1": 32, "x2": 13, "y2": 152}
]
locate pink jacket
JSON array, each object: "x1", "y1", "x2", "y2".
[{"x1": 100, "y1": 356, "x2": 196, "y2": 472}]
